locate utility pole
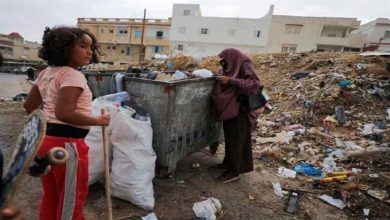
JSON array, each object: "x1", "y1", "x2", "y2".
[{"x1": 139, "y1": 8, "x2": 146, "y2": 64}]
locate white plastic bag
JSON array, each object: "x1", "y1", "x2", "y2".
[
  {"x1": 192, "y1": 197, "x2": 222, "y2": 220},
  {"x1": 110, "y1": 110, "x2": 156, "y2": 211},
  {"x1": 86, "y1": 97, "x2": 135, "y2": 185},
  {"x1": 192, "y1": 69, "x2": 214, "y2": 78}
]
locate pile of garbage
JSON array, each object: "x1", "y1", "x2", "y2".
[{"x1": 227, "y1": 51, "x2": 390, "y2": 219}]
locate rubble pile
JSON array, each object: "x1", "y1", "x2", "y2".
[
  {"x1": 197, "y1": 52, "x2": 389, "y2": 218},
  {"x1": 244, "y1": 51, "x2": 389, "y2": 218}
]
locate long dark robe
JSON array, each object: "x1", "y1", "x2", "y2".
[{"x1": 222, "y1": 111, "x2": 253, "y2": 176}]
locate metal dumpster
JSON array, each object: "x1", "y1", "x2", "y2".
[
  {"x1": 84, "y1": 71, "x2": 125, "y2": 98},
  {"x1": 123, "y1": 77, "x2": 221, "y2": 176}
]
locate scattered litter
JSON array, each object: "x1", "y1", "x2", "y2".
[
  {"x1": 142, "y1": 212, "x2": 158, "y2": 220},
  {"x1": 367, "y1": 189, "x2": 389, "y2": 201},
  {"x1": 363, "y1": 208, "x2": 370, "y2": 216},
  {"x1": 12, "y1": 92, "x2": 28, "y2": 101},
  {"x1": 272, "y1": 182, "x2": 284, "y2": 198},
  {"x1": 192, "y1": 163, "x2": 200, "y2": 169},
  {"x1": 293, "y1": 163, "x2": 322, "y2": 176},
  {"x1": 369, "y1": 173, "x2": 379, "y2": 178},
  {"x1": 248, "y1": 194, "x2": 255, "y2": 200},
  {"x1": 284, "y1": 191, "x2": 303, "y2": 214},
  {"x1": 192, "y1": 197, "x2": 222, "y2": 220},
  {"x1": 319, "y1": 194, "x2": 346, "y2": 209},
  {"x1": 277, "y1": 166, "x2": 296, "y2": 178}
]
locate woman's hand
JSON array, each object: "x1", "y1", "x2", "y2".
[{"x1": 217, "y1": 76, "x2": 230, "y2": 85}]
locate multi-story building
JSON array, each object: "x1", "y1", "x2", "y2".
[
  {"x1": 169, "y1": 4, "x2": 366, "y2": 58},
  {"x1": 0, "y1": 32, "x2": 41, "y2": 71},
  {"x1": 169, "y1": 4, "x2": 273, "y2": 58},
  {"x1": 352, "y1": 18, "x2": 390, "y2": 52},
  {"x1": 267, "y1": 15, "x2": 364, "y2": 53},
  {"x1": 78, "y1": 17, "x2": 171, "y2": 66}
]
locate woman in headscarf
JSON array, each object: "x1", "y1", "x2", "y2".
[{"x1": 211, "y1": 48, "x2": 260, "y2": 183}]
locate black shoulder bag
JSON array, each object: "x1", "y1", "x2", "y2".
[{"x1": 239, "y1": 85, "x2": 267, "y2": 113}]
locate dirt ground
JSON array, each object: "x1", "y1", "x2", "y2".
[
  {"x1": 0, "y1": 74, "x2": 347, "y2": 220},
  {"x1": 0, "y1": 101, "x2": 347, "y2": 220},
  {"x1": 1, "y1": 50, "x2": 390, "y2": 220}
]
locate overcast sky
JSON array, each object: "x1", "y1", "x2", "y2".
[{"x1": 1, "y1": 0, "x2": 389, "y2": 43}]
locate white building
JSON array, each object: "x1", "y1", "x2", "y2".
[
  {"x1": 352, "y1": 18, "x2": 390, "y2": 52},
  {"x1": 267, "y1": 15, "x2": 364, "y2": 53},
  {"x1": 170, "y1": 4, "x2": 366, "y2": 58},
  {"x1": 169, "y1": 4, "x2": 273, "y2": 58}
]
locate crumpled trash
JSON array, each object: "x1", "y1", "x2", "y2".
[
  {"x1": 334, "y1": 106, "x2": 345, "y2": 124},
  {"x1": 192, "y1": 69, "x2": 214, "y2": 78},
  {"x1": 362, "y1": 123, "x2": 385, "y2": 135},
  {"x1": 277, "y1": 166, "x2": 296, "y2": 178},
  {"x1": 272, "y1": 182, "x2": 284, "y2": 197},
  {"x1": 142, "y1": 212, "x2": 158, "y2": 220},
  {"x1": 319, "y1": 194, "x2": 346, "y2": 209},
  {"x1": 289, "y1": 72, "x2": 311, "y2": 80},
  {"x1": 293, "y1": 162, "x2": 322, "y2": 176},
  {"x1": 367, "y1": 189, "x2": 389, "y2": 201},
  {"x1": 336, "y1": 80, "x2": 352, "y2": 87},
  {"x1": 192, "y1": 197, "x2": 222, "y2": 220},
  {"x1": 173, "y1": 70, "x2": 188, "y2": 79},
  {"x1": 12, "y1": 92, "x2": 28, "y2": 101}
]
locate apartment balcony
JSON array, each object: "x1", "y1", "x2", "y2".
[
  {"x1": 130, "y1": 37, "x2": 170, "y2": 46},
  {"x1": 317, "y1": 33, "x2": 365, "y2": 48},
  {"x1": 317, "y1": 36, "x2": 349, "y2": 46},
  {"x1": 78, "y1": 18, "x2": 171, "y2": 26}
]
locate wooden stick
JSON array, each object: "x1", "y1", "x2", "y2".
[{"x1": 101, "y1": 109, "x2": 113, "y2": 220}]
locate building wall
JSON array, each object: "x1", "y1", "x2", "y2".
[
  {"x1": 0, "y1": 33, "x2": 41, "y2": 71},
  {"x1": 266, "y1": 15, "x2": 363, "y2": 53},
  {"x1": 353, "y1": 18, "x2": 390, "y2": 51},
  {"x1": 78, "y1": 18, "x2": 171, "y2": 65},
  {"x1": 169, "y1": 4, "x2": 273, "y2": 57}
]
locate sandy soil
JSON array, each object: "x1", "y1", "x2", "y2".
[{"x1": 0, "y1": 102, "x2": 345, "y2": 220}]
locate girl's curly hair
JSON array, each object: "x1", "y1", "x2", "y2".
[{"x1": 38, "y1": 27, "x2": 101, "y2": 66}]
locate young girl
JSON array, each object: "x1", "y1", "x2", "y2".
[{"x1": 23, "y1": 27, "x2": 110, "y2": 220}]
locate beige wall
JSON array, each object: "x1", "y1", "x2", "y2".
[
  {"x1": 78, "y1": 18, "x2": 171, "y2": 65},
  {"x1": 0, "y1": 34, "x2": 41, "y2": 63},
  {"x1": 266, "y1": 15, "x2": 364, "y2": 53}
]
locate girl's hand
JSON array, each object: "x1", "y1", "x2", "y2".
[
  {"x1": 217, "y1": 76, "x2": 230, "y2": 85},
  {"x1": 1, "y1": 205, "x2": 23, "y2": 220},
  {"x1": 98, "y1": 113, "x2": 110, "y2": 126}
]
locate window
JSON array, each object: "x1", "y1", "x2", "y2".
[
  {"x1": 178, "y1": 27, "x2": 186, "y2": 34},
  {"x1": 228, "y1": 29, "x2": 236, "y2": 36},
  {"x1": 109, "y1": 29, "x2": 114, "y2": 34},
  {"x1": 121, "y1": 50, "x2": 125, "y2": 54},
  {"x1": 117, "y1": 27, "x2": 128, "y2": 35},
  {"x1": 200, "y1": 28, "x2": 208, "y2": 35},
  {"x1": 178, "y1": 44, "x2": 183, "y2": 51},
  {"x1": 156, "y1": 31, "x2": 163, "y2": 39},
  {"x1": 281, "y1": 45, "x2": 297, "y2": 53},
  {"x1": 126, "y1": 47, "x2": 131, "y2": 56},
  {"x1": 154, "y1": 46, "x2": 162, "y2": 53},
  {"x1": 255, "y1": 30, "x2": 261, "y2": 38},
  {"x1": 327, "y1": 33, "x2": 336, "y2": 37},
  {"x1": 183, "y1": 10, "x2": 190, "y2": 16},
  {"x1": 107, "y1": 46, "x2": 111, "y2": 49},
  {"x1": 112, "y1": 46, "x2": 116, "y2": 50},
  {"x1": 100, "y1": 29, "x2": 104, "y2": 33},
  {"x1": 285, "y1": 24, "x2": 302, "y2": 35},
  {"x1": 384, "y1": 31, "x2": 390, "y2": 39},
  {"x1": 134, "y1": 30, "x2": 142, "y2": 38}
]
